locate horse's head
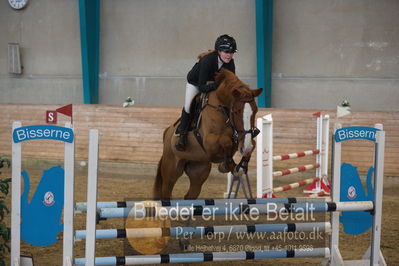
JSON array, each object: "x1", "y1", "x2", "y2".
[
  {"x1": 215, "y1": 68, "x2": 263, "y2": 156},
  {"x1": 215, "y1": 69, "x2": 263, "y2": 156},
  {"x1": 230, "y1": 86, "x2": 263, "y2": 156}
]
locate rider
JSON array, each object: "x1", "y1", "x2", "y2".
[{"x1": 175, "y1": 34, "x2": 237, "y2": 151}]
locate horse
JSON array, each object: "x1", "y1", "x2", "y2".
[{"x1": 154, "y1": 68, "x2": 262, "y2": 200}]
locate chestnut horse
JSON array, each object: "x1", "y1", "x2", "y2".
[{"x1": 154, "y1": 68, "x2": 262, "y2": 200}]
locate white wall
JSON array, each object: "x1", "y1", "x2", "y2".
[
  {"x1": 99, "y1": 0, "x2": 256, "y2": 106},
  {"x1": 272, "y1": 0, "x2": 399, "y2": 110},
  {"x1": 0, "y1": 0, "x2": 82, "y2": 103},
  {"x1": 0, "y1": 0, "x2": 398, "y2": 110}
]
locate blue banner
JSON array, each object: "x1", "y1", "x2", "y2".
[
  {"x1": 13, "y1": 125, "x2": 74, "y2": 143},
  {"x1": 339, "y1": 163, "x2": 373, "y2": 235},
  {"x1": 21, "y1": 166, "x2": 65, "y2": 246},
  {"x1": 335, "y1": 126, "x2": 379, "y2": 142}
]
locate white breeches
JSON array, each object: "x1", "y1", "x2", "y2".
[{"x1": 184, "y1": 83, "x2": 199, "y2": 113}]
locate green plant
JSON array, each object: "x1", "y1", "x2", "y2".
[
  {"x1": 341, "y1": 99, "x2": 351, "y2": 107},
  {"x1": 0, "y1": 157, "x2": 11, "y2": 266}
]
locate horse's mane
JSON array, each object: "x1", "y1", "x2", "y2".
[
  {"x1": 214, "y1": 68, "x2": 249, "y2": 105},
  {"x1": 215, "y1": 68, "x2": 240, "y2": 85}
]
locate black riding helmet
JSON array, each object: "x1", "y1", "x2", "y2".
[{"x1": 214, "y1": 34, "x2": 237, "y2": 53}]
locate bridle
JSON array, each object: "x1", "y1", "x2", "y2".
[
  {"x1": 229, "y1": 98, "x2": 260, "y2": 143},
  {"x1": 204, "y1": 89, "x2": 260, "y2": 144}
]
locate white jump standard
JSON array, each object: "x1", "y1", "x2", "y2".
[
  {"x1": 10, "y1": 122, "x2": 77, "y2": 266},
  {"x1": 328, "y1": 124, "x2": 386, "y2": 266},
  {"x1": 256, "y1": 114, "x2": 330, "y2": 198}
]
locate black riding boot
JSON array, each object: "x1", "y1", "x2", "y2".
[{"x1": 175, "y1": 109, "x2": 190, "y2": 151}]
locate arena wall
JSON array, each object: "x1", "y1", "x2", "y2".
[{"x1": 1, "y1": 104, "x2": 398, "y2": 176}]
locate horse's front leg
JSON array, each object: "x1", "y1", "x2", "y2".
[
  {"x1": 233, "y1": 155, "x2": 251, "y2": 175},
  {"x1": 217, "y1": 135, "x2": 236, "y2": 173},
  {"x1": 218, "y1": 153, "x2": 236, "y2": 173}
]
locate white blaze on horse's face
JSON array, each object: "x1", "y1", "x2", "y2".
[{"x1": 241, "y1": 102, "x2": 253, "y2": 156}]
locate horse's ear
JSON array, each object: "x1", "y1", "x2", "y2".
[
  {"x1": 232, "y1": 88, "x2": 242, "y2": 99},
  {"x1": 215, "y1": 69, "x2": 226, "y2": 84},
  {"x1": 252, "y1": 88, "x2": 263, "y2": 98}
]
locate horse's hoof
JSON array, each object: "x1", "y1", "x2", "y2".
[{"x1": 218, "y1": 162, "x2": 230, "y2": 173}]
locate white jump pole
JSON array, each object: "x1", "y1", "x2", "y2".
[
  {"x1": 315, "y1": 115, "x2": 322, "y2": 192},
  {"x1": 11, "y1": 122, "x2": 22, "y2": 266},
  {"x1": 63, "y1": 122, "x2": 75, "y2": 266},
  {"x1": 371, "y1": 125, "x2": 386, "y2": 265},
  {"x1": 329, "y1": 123, "x2": 342, "y2": 265},
  {"x1": 256, "y1": 114, "x2": 273, "y2": 198},
  {"x1": 84, "y1": 130, "x2": 99, "y2": 266},
  {"x1": 321, "y1": 115, "x2": 330, "y2": 180}
]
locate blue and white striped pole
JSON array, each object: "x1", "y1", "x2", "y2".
[
  {"x1": 75, "y1": 248, "x2": 330, "y2": 265},
  {"x1": 98, "y1": 201, "x2": 373, "y2": 219},
  {"x1": 75, "y1": 222, "x2": 331, "y2": 240},
  {"x1": 75, "y1": 197, "x2": 330, "y2": 212}
]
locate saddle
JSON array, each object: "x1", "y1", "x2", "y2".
[
  {"x1": 190, "y1": 93, "x2": 209, "y2": 130},
  {"x1": 189, "y1": 93, "x2": 208, "y2": 150},
  {"x1": 173, "y1": 93, "x2": 205, "y2": 129},
  {"x1": 174, "y1": 92, "x2": 229, "y2": 150}
]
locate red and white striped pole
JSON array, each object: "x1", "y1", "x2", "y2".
[
  {"x1": 273, "y1": 177, "x2": 320, "y2": 193},
  {"x1": 273, "y1": 163, "x2": 320, "y2": 177},
  {"x1": 273, "y1": 149, "x2": 319, "y2": 161}
]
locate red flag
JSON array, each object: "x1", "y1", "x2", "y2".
[
  {"x1": 56, "y1": 104, "x2": 73, "y2": 123},
  {"x1": 312, "y1": 112, "x2": 321, "y2": 117}
]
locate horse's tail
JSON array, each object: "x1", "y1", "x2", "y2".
[
  {"x1": 153, "y1": 156, "x2": 163, "y2": 200},
  {"x1": 154, "y1": 126, "x2": 173, "y2": 200}
]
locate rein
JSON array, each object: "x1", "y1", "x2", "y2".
[{"x1": 203, "y1": 94, "x2": 260, "y2": 143}]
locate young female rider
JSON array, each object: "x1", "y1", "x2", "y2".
[{"x1": 175, "y1": 34, "x2": 237, "y2": 151}]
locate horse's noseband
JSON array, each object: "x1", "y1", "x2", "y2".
[
  {"x1": 252, "y1": 127, "x2": 260, "y2": 137},
  {"x1": 234, "y1": 127, "x2": 260, "y2": 140},
  {"x1": 230, "y1": 98, "x2": 259, "y2": 142}
]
